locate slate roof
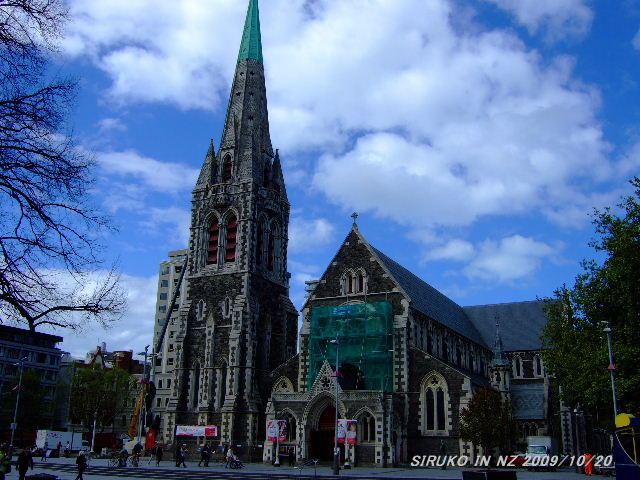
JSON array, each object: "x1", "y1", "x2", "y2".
[
  {"x1": 372, "y1": 247, "x2": 487, "y2": 348},
  {"x1": 463, "y1": 301, "x2": 548, "y2": 352}
]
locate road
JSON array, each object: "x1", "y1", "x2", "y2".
[{"x1": 28, "y1": 458, "x2": 596, "y2": 480}]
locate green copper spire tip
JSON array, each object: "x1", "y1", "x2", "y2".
[{"x1": 237, "y1": 0, "x2": 263, "y2": 63}]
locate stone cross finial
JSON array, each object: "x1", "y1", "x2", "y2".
[{"x1": 351, "y1": 212, "x2": 359, "y2": 227}]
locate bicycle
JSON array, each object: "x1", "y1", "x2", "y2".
[
  {"x1": 128, "y1": 453, "x2": 141, "y2": 467},
  {"x1": 229, "y1": 459, "x2": 245, "y2": 469},
  {"x1": 107, "y1": 455, "x2": 119, "y2": 468}
]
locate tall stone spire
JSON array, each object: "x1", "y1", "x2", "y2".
[
  {"x1": 217, "y1": 0, "x2": 274, "y2": 181},
  {"x1": 238, "y1": 0, "x2": 263, "y2": 63}
]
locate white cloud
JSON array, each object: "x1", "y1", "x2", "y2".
[
  {"x1": 98, "y1": 150, "x2": 199, "y2": 193},
  {"x1": 634, "y1": 28, "x2": 640, "y2": 51},
  {"x1": 288, "y1": 217, "x2": 335, "y2": 253},
  {"x1": 97, "y1": 117, "x2": 127, "y2": 133},
  {"x1": 464, "y1": 235, "x2": 556, "y2": 282},
  {"x1": 43, "y1": 273, "x2": 158, "y2": 358},
  {"x1": 426, "y1": 239, "x2": 475, "y2": 262},
  {"x1": 140, "y1": 206, "x2": 191, "y2": 245},
  {"x1": 484, "y1": 0, "x2": 593, "y2": 41},
  {"x1": 66, "y1": 0, "x2": 615, "y2": 233}
]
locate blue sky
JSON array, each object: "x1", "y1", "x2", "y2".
[{"x1": 50, "y1": 0, "x2": 640, "y2": 358}]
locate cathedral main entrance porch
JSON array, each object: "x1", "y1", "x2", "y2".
[{"x1": 308, "y1": 404, "x2": 345, "y2": 462}]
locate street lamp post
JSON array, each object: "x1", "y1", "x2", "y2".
[
  {"x1": 137, "y1": 345, "x2": 150, "y2": 445},
  {"x1": 602, "y1": 322, "x2": 621, "y2": 419},
  {"x1": 10, "y1": 356, "x2": 28, "y2": 452},
  {"x1": 330, "y1": 336, "x2": 340, "y2": 476}
]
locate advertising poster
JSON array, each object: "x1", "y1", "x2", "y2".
[
  {"x1": 337, "y1": 419, "x2": 358, "y2": 444},
  {"x1": 175, "y1": 425, "x2": 218, "y2": 437},
  {"x1": 267, "y1": 420, "x2": 288, "y2": 442},
  {"x1": 345, "y1": 420, "x2": 358, "y2": 445}
]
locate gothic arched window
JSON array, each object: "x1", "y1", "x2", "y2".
[
  {"x1": 535, "y1": 355, "x2": 543, "y2": 377},
  {"x1": 192, "y1": 364, "x2": 200, "y2": 409},
  {"x1": 207, "y1": 219, "x2": 220, "y2": 265},
  {"x1": 263, "y1": 163, "x2": 271, "y2": 187},
  {"x1": 225, "y1": 216, "x2": 237, "y2": 263},
  {"x1": 222, "y1": 155, "x2": 233, "y2": 183},
  {"x1": 267, "y1": 222, "x2": 279, "y2": 272},
  {"x1": 420, "y1": 373, "x2": 449, "y2": 434},
  {"x1": 256, "y1": 221, "x2": 264, "y2": 265},
  {"x1": 282, "y1": 412, "x2": 297, "y2": 443},
  {"x1": 357, "y1": 412, "x2": 375, "y2": 443},
  {"x1": 513, "y1": 356, "x2": 522, "y2": 377}
]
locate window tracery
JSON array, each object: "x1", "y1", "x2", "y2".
[{"x1": 420, "y1": 373, "x2": 449, "y2": 434}]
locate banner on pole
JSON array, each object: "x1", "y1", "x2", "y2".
[
  {"x1": 267, "y1": 420, "x2": 288, "y2": 442},
  {"x1": 337, "y1": 420, "x2": 357, "y2": 444},
  {"x1": 175, "y1": 425, "x2": 218, "y2": 437}
]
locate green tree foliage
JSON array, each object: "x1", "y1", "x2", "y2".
[
  {"x1": 69, "y1": 365, "x2": 135, "y2": 435},
  {"x1": 542, "y1": 177, "x2": 640, "y2": 421},
  {"x1": 459, "y1": 387, "x2": 517, "y2": 455},
  {"x1": 0, "y1": 369, "x2": 48, "y2": 430}
]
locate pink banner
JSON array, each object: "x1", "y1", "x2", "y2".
[
  {"x1": 267, "y1": 420, "x2": 288, "y2": 442},
  {"x1": 337, "y1": 420, "x2": 357, "y2": 444},
  {"x1": 175, "y1": 425, "x2": 218, "y2": 437}
]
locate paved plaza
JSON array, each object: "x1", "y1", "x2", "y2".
[{"x1": 24, "y1": 457, "x2": 599, "y2": 480}]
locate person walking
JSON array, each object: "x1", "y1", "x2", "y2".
[
  {"x1": 175, "y1": 444, "x2": 187, "y2": 468},
  {"x1": 41, "y1": 441, "x2": 48, "y2": 462},
  {"x1": 17, "y1": 447, "x2": 33, "y2": 480},
  {"x1": 155, "y1": 444, "x2": 163, "y2": 467},
  {"x1": 198, "y1": 443, "x2": 208, "y2": 467},
  {"x1": 0, "y1": 445, "x2": 11, "y2": 480},
  {"x1": 439, "y1": 439, "x2": 447, "y2": 470},
  {"x1": 75, "y1": 451, "x2": 88, "y2": 480}
]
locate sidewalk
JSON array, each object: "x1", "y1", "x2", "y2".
[{"x1": 30, "y1": 456, "x2": 596, "y2": 479}]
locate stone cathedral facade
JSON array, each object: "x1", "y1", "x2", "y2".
[
  {"x1": 162, "y1": 0, "x2": 298, "y2": 453},
  {"x1": 158, "y1": 0, "x2": 583, "y2": 466}
]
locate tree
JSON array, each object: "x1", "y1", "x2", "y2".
[
  {"x1": 0, "y1": 369, "x2": 48, "y2": 430},
  {"x1": 0, "y1": 0, "x2": 125, "y2": 331},
  {"x1": 68, "y1": 365, "x2": 135, "y2": 437},
  {"x1": 459, "y1": 387, "x2": 517, "y2": 456},
  {"x1": 542, "y1": 177, "x2": 640, "y2": 422}
]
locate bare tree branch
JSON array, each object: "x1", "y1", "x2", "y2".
[{"x1": 0, "y1": 0, "x2": 126, "y2": 331}]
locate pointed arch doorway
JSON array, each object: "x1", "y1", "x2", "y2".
[{"x1": 310, "y1": 405, "x2": 337, "y2": 461}]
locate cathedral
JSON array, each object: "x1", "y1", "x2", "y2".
[{"x1": 156, "y1": 0, "x2": 572, "y2": 466}]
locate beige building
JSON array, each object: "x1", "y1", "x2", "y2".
[{"x1": 152, "y1": 249, "x2": 188, "y2": 442}]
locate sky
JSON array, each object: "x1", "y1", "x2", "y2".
[{"x1": 42, "y1": 0, "x2": 640, "y2": 358}]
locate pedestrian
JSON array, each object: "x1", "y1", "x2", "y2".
[
  {"x1": 175, "y1": 444, "x2": 187, "y2": 468},
  {"x1": 439, "y1": 439, "x2": 447, "y2": 470},
  {"x1": 206, "y1": 442, "x2": 212, "y2": 466},
  {"x1": 17, "y1": 447, "x2": 34, "y2": 480},
  {"x1": 225, "y1": 446, "x2": 234, "y2": 468},
  {"x1": 65, "y1": 441, "x2": 71, "y2": 458},
  {"x1": 0, "y1": 444, "x2": 11, "y2": 480},
  {"x1": 41, "y1": 441, "x2": 48, "y2": 461},
  {"x1": 198, "y1": 443, "x2": 208, "y2": 467},
  {"x1": 75, "y1": 450, "x2": 88, "y2": 480},
  {"x1": 288, "y1": 446, "x2": 295, "y2": 466},
  {"x1": 57, "y1": 441, "x2": 62, "y2": 458},
  {"x1": 584, "y1": 453, "x2": 594, "y2": 475},
  {"x1": 155, "y1": 444, "x2": 163, "y2": 467}
]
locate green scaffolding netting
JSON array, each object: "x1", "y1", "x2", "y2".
[{"x1": 308, "y1": 301, "x2": 394, "y2": 392}]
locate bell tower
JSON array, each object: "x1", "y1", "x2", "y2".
[{"x1": 166, "y1": 0, "x2": 298, "y2": 452}]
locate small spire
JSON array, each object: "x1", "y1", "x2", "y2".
[
  {"x1": 492, "y1": 317, "x2": 509, "y2": 366},
  {"x1": 237, "y1": 0, "x2": 263, "y2": 63},
  {"x1": 351, "y1": 212, "x2": 359, "y2": 229}
]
